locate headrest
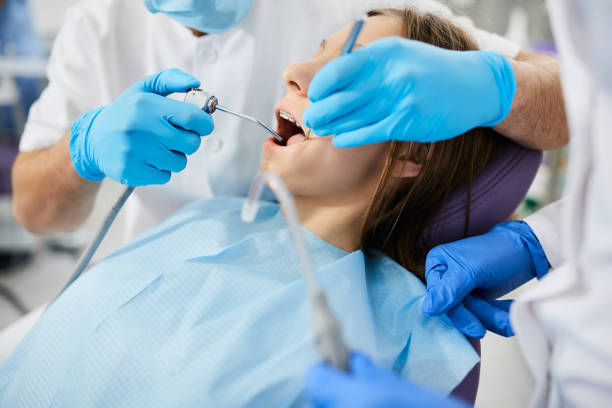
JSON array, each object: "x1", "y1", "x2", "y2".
[{"x1": 420, "y1": 142, "x2": 542, "y2": 252}]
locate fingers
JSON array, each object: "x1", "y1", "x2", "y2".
[
  {"x1": 118, "y1": 162, "x2": 171, "y2": 187},
  {"x1": 303, "y1": 89, "x2": 368, "y2": 134},
  {"x1": 422, "y1": 249, "x2": 477, "y2": 315},
  {"x1": 464, "y1": 296, "x2": 515, "y2": 337},
  {"x1": 308, "y1": 51, "x2": 370, "y2": 102},
  {"x1": 330, "y1": 117, "x2": 393, "y2": 148},
  {"x1": 305, "y1": 88, "x2": 389, "y2": 137},
  {"x1": 446, "y1": 302, "x2": 486, "y2": 339},
  {"x1": 164, "y1": 98, "x2": 215, "y2": 137},
  {"x1": 349, "y1": 352, "x2": 380, "y2": 379},
  {"x1": 144, "y1": 144, "x2": 188, "y2": 174},
  {"x1": 159, "y1": 123, "x2": 202, "y2": 156},
  {"x1": 136, "y1": 68, "x2": 200, "y2": 96},
  {"x1": 305, "y1": 362, "x2": 352, "y2": 406}
]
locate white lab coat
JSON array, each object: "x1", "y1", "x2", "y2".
[
  {"x1": 19, "y1": 0, "x2": 519, "y2": 242},
  {"x1": 514, "y1": 1, "x2": 612, "y2": 406}
]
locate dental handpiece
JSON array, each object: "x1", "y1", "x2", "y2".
[
  {"x1": 304, "y1": 17, "x2": 365, "y2": 141},
  {"x1": 183, "y1": 89, "x2": 282, "y2": 141}
]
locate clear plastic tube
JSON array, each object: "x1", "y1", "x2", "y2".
[
  {"x1": 242, "y1": 172, "x2": 349, "y2": 371},
  {"x1": 241, "y1": 171, "x2": 318, "y2": 294}
]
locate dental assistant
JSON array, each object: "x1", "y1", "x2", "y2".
[{"x1": 305, "y1": 1, "x2": 612, "y2": 407}]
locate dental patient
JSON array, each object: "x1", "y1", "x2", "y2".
[{"x1": 2, "y1": 9, "x2": 518, "y2": 407}]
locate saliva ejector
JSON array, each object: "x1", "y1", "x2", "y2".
[{"x1": 242, "y1": 172, "x2": 349, "y2": 371}]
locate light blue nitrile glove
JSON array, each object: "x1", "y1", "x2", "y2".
[
  {"x1": 70, "y1": 68, "x2": 214, "y2": 186},
  {"x1": 421, "y1": 221, "x2": 550, "y2": 338},
  {"x1": 302, "y1": 37, "x2": 516, "y2": 147},
  {"x1": 306, "y1": 352, "x2": 469, "y2": 408}
]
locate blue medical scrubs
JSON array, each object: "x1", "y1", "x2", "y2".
[{"x1": 0, "y1": 0, "x2": 43, "y2": 135}]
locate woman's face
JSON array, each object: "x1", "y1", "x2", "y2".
[{"x1": 260, "y1": 16, "x2": 403, "y2": 201}]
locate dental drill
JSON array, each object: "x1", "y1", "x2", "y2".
[
  {"x1": 51, "y1": 95, "x2": 282, "y2": 306},
  {"x1": 241, "y1": 172, "x2": 350, "y2": 372}
]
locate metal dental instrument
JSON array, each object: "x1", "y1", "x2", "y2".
[
  {"x1": 242, "y1": 172, "x2": 350, "y2": 372},
  {"x1": 183, "y1": 89, "x2": 282, "y2": 141},
  {"x1": 304, "y1": 17, "x2": 365, "y2": 142},
  {"x1": 341, "y1": 17, "x2": 365, "y2": 55}
]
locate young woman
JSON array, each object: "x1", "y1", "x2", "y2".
[{"x1": 0, "y1": 9, "x2": 535, "y2": 407}]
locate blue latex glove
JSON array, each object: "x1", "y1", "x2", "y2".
[
  {"x1": 306, "y1": 352, "x2": 469, "y2": 408},
  {"x1": 421, "y1": 221, "x2": 550, "y2": 338},
  {"x1": 70, "y1": 68, "x2": 214, "y2": 186},
  {"x1": 302, "y1": 37, "x2": 516, "y2": 147}
]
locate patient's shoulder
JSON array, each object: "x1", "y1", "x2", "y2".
[{"x1": 364, "y1": 255, "x2": 426, "y2": 300}]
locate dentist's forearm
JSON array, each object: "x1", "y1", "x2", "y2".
[
  {"x1": 494, "y1": 50, "x2": 569, "y2": 150},
  {"x1": 12, "y1": 132, "x2": 101, "y2": 234}
]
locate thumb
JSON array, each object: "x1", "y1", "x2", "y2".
[
  {"x1": 305, "y1": 362, "x2": 352, "y2": 404},
  {"x1": 132, "y1": 68, "x2": 200, "y2": 96}
]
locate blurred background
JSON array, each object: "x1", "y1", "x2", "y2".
[{"x1": 0, "y1": 0, "x2": 566, "y2": 406}]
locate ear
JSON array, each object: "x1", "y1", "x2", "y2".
[{"x1": 391, "y1": 143, "x2": 427, "y2": 178}]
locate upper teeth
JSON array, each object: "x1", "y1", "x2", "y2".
[{"x1": 280, "y1": 110, "x2": 296, "y2": 124}]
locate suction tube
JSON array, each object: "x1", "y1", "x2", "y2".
[{"x1": 242, "y1": 172, "x2": 349, "y2": 371}]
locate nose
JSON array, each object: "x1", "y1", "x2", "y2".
[{"x1": 282, "y1": 60, "x2": 317, "y2": 97}]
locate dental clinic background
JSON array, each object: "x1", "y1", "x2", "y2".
[{"x1": 0, "y1": 1, "x2": 565, "y2": 406}]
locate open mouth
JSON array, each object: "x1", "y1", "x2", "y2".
[{"x1": 274, "y1": 109, "x2": 307, "y2": 147}]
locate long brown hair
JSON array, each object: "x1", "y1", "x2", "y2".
[{"x1": 361, "y1": 9, "x2": 507, "y2": 279}]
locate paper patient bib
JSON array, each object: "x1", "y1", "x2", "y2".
[{"x1": 0, "y1": 197, "x2": 478, "y2": 407}]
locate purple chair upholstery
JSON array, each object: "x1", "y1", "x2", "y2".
[
  {"x1": 0, "y1": 145, "x2": 19, "y2": 195},
  {"x1": 451, "y1": 338, "x2": 481, "y2": 405},
  {"x1": 423, "y1": 141, "x2": 543, "y2": 253}
]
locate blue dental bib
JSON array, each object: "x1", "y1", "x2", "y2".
[{"x1": 0, "y1": 197, "x2": 478, "y2": 407}]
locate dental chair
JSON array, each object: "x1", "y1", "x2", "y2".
[{"x1": 423, "y1": 140, "x2": 543, "y2": 404}]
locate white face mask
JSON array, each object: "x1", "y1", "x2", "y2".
[{"x1": 143, "y1": 0, "x2": 255, "y2": 34}]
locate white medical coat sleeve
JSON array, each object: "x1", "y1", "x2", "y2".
[
  {"x1": 512, "y1": 2, "x2": 612, "y2": 407},
  {"x1": 524, "y1": 199, "x2": 565, "y2": 269},
  {"x1": 474, "y1": 28, "x2": 520, "y2": 58},
  {"x1": 19, "y1": 5, "x2": 107, "y2": 151}
]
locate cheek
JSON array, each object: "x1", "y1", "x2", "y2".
[
  {"x1": 319, "y1": 146, "x2": 381, "y2": 186},
  {"x1": 262, "y1": 139, "x2": 389, "y2": 196}
]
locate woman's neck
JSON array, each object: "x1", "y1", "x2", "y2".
[{"x1": 292, "y1": 195, "x2": 370, "y2": 253}]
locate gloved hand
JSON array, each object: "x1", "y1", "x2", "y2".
[
  {"x1": 421, "y1": 221, "x2": 550, "y2": 338},
  {"x1": 302, "y1": 37, "x2": 516, "y2": 147},
  {"x1": 306, "y1": 352, "x2": 469, "y2": 408},
  {"x1": 70, "y1": 68, "x2": 214, "y2": 186}
]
